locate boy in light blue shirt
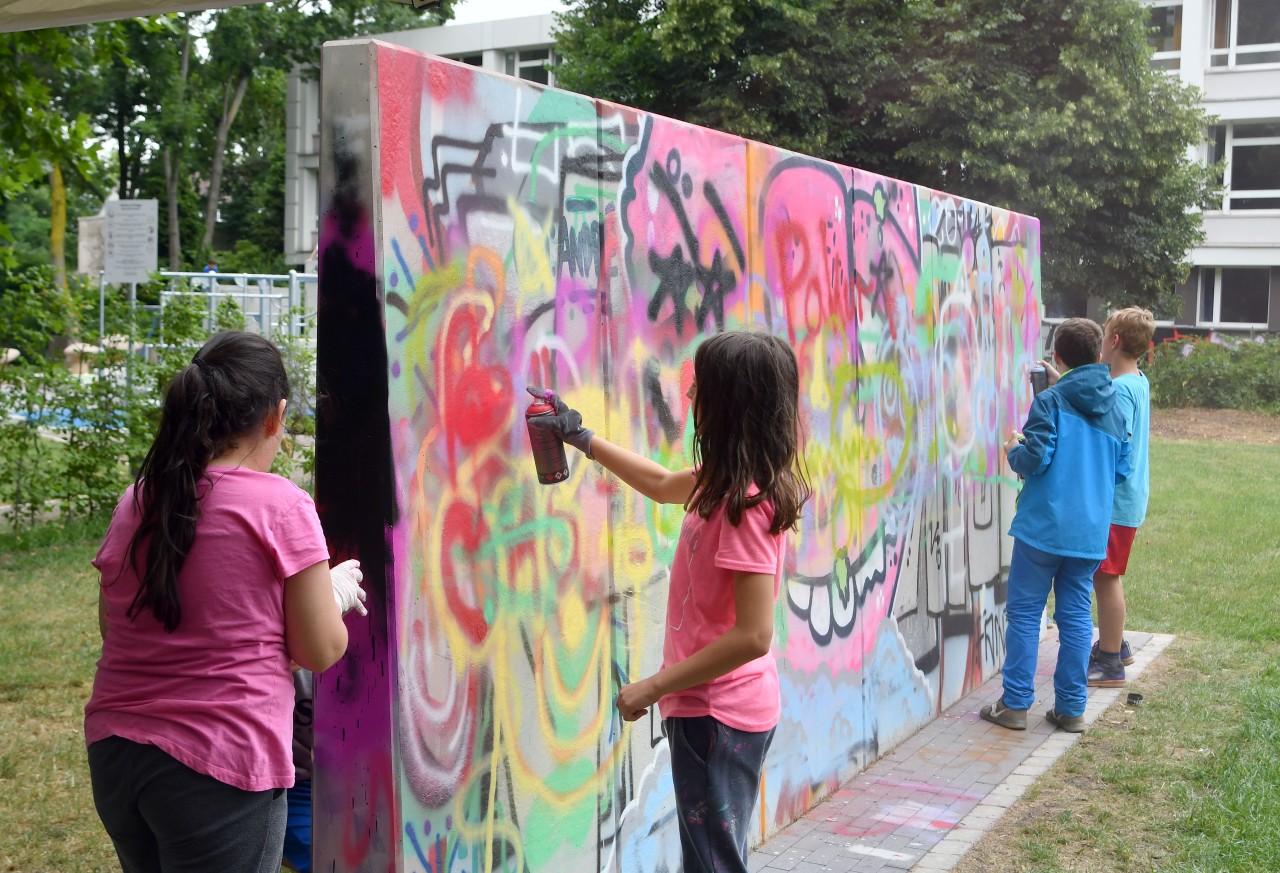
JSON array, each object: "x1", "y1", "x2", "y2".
[{"x1": 1087, "y1": 307, "x2": 1154, "y2": 686}]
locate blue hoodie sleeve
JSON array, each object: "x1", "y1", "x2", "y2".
[
  {"x1": 1007, "y1": 393, "x2": 1055, "y2": 478},
  {"x1": 1115, "y1": 435, "x2": 1132, "y2": 484}
]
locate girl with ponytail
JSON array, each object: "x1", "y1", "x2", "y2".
[{"x1": 85, "y1": 331, "x2": 364, "y2": 873}]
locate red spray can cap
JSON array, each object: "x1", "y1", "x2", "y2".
[{"x1": 526, "y1": 391, "x2": 555, "y2": 416}]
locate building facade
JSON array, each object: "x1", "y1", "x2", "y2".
[
  {"x1": 284, "y1": 14, "x2": 557, "y2": 267},
  {"x1": 1148, "y1": 0, "x2": 1280, "y2": 331}
]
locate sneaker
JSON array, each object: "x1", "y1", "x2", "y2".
[
  {"x1": 980, "y1": 699, "x2": 1028, "y2": 731},
  {"x1": 1046, "y1": 708, "x2": 1086, "y2": 733},
  {"x1": 1091, "y1": 639, "x2": 1134, "y2": 666},
  {"x1": 1087, "y1": 658, "x2": 1126, "y2": 688}
]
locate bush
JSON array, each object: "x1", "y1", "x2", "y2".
[
  {"x1": 1146, "y1": 334, "x2": 1280, "y2": 414},
  {"x1": 0, "y1": 265, "x2": 317, "y2": 530},
  {"x1": 211, "y1": 239, "x2": 287, "y2": 275}
]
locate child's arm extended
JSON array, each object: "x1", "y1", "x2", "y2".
[
  {"x1": 589, "y1": 435, "x2": 694, "y2": 504},
  {"x1": 615, "y1": 570, "x2": 773, "y2": 721},
  {"x1": 525, "y1": 387, "x2": 694, "y2": 505}
]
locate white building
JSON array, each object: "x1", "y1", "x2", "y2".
[
  {"x1": 1148, "y1": 0, "x2": 1280, "y2": 331},
  {"x1": 283, "y1": 14, "x2": 558, "y2": 267}
]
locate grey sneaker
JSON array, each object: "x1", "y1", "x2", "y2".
[
  {"x1": 1046, "y1": 708, "x2": 1086, "y2": 733},
  {"x1": 1091, "y1": 639, "x2": 1134, "y2": 666},
  {"x1": 980, "y1": 699, "x2": 1028, "y2": 730}
]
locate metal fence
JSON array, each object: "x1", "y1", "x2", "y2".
[{"x1": 97, "y1": 270, "x2": 319, "y2": 343}]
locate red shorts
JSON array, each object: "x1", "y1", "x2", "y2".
[{"x1": 1098, "y1": 524, "x2": 1138, "y2": 576}]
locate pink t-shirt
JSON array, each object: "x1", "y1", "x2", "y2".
[
  {"x1": 658, "y1": 495, "x2": 786, "y2": 733},
  {"x1": 86, "y1": 467, "x2": 330, "y2": 792}
]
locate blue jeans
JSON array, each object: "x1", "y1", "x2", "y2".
[
  {"x1": 667, "y1": 716, "x2": 774, "y2": 873},
  {"x1": 1002, "y1": 540, "x2": 1099, "y2": 718},
  {"x1": 282, "y1": 779, "x2": 311, "y2": 873}
]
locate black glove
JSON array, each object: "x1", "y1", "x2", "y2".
[{"x1": 525, "y1": 386, "x2": 595, "y2": 458}]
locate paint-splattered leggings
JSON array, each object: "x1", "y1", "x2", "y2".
[{"x1": 667, "y1": 715, "x2": 775, "y2": 873}]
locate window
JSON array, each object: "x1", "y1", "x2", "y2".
[
  {"x1": 452, "y1": 54, "x2": 483, "y2": 67},
  {"x1": 1211, "y1": 0, "x2": 1280, "y2": 67},
  {"x1": 1209, "y1": 122, "x2": 1280, "y2": 210},
  {"x1": 505, "y1": 48, "x2": 554, "y2": 86},
  {"x1": 1199, "y1": 268, "x2": 1271, "y2": 326},
  {"x1": 1147, "y1": 2, "x2": 1182, "y2": 70}
]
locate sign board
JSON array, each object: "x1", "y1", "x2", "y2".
[{"x1": 104, "y1": 199, "x2": 158, "y2": 284}]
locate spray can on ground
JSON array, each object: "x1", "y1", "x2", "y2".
[
  {"x1": 525, "y1": 392, "x2": 570, "y2": 484},
  {"x1": 1029, "y1": 363, "x2": 1048, "y2": 396}
]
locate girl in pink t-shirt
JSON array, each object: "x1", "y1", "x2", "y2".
[
  {"x1": 86, "y1": 331, "x2": 366, "y2": 873},
  {"x1": 528, "y1": 331, "x2": 810, "y2": 873}
]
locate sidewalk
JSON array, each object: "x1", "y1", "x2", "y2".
[{"x1": 751, "y1": 630, "x2": 1175, "y2": 873}]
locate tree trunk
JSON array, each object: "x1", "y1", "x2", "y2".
[
  {"x1": 112, "y1": 54, "x2": 135, "y2": 199},
  {"x1": 164, "y1": 149, "x2": 182, "y2": 270},
  {"x1": 165, "y1": 23, "x2": 192, "y2": 271},
  {"x1": 116, "y1": 97, "x2": 129, "y2": 200},
  {"x1": 49, "y1": 163, "x2": 67, "y2": 290},
  {"x1": 49, "y1": 163, "x2": 79, "y2": 338},
  {"x1": 201, "y1": 73, "x2": 250, "y2": 253}
]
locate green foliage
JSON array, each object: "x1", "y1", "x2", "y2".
[
  {"x1": 0, "y1": 28, "x2": 103, "y2": 253},
  {"x1": 0, "y1": 266, "x2": 93, "y2": 526},
  {"x1": 1, "y1": 182, "x2": 103, "y2": 274},
  {"x1": 879, "y1": 0, "x2": 1216, "y2": 317},
  {"x1": 215, "y1": 296, "x2": 248, "y2": 332},
  {"x1": 555, "y1": 0, "x2": 1216, "y2": 315},
  {"x1": 270, "y1": 307, "x2": 317, "y2": 490},
  {"x1": 215, "y1": 67, "x2": 288, "y2": 262},
  {"x1": 0, "y1": 264, "x2": 78, "y2": 361},
  {"x1": 212, "y1": 239, "x2": 288, "y2": 275},
  {"x1": 0, "y1": 263, "x2": 323, "y2": 526},
  {"x1": 556, "y1": 0, "x2": 904, "y2": 161},
  {"x1": 1145, "y1": 335, "x2": 1280, "y2": 414}
]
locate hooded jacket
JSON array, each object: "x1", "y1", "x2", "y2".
[{"x1": 1007, "y1": 362, "x2": 1132, "y2": 560}]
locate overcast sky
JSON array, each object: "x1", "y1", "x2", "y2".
[{"x1": 449, "y1": 0, "x2": 570, "y2": 25}]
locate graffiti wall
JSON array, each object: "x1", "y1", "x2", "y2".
[{"x1": 313, "y1": 40, "x2": 1041, "y2": 873}]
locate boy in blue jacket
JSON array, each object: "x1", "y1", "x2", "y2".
[{"x1": 981, "y1": 318, "x2": 1131, "y2": 733}]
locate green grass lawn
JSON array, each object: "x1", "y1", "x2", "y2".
[
  {"x1": 2, "y1": 437, "x2": 1278, "y2": 871},
  {"x1": 957, "y1": 437, "x2": 1280, "y2": 873},
  {"x1": 0, "y1": 517, "x2": 117, "y2": 872}
]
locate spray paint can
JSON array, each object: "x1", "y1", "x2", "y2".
[
  {"x1": 1029, "y1": 363, "x2": 1048, "y2": 396},
  {"x1": 525, "y1": 393, "x2": 570, "y2": 484}
]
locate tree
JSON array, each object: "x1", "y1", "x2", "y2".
[
  {"x1": 216, "y1": 66, "x2": 289, "y2": 271},
  {"x1": 872, "y1": 0, "x2": 1216, "y2": 315},
  {"x1": 198, "y1": 0, "x2": 457, "y2": 256},
  {"x1": 65, "y1": 18, "x2": 196, "y2": 267},
  {"x1": 0, "y1": 28, "x2": 103, "y2": 266},
  {"x1": 554, "y1": 0, "x2": 1216, "y2": 316},
  {"x1": 555, "y1": 0, "x2": 908, "y2": 162},
  {"x1": 158, "y1": 16, "x2": 197, "y2": 270}
]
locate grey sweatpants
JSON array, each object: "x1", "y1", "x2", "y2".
[{"x1": 88, "y1": 735, "x2": 287, "y2": 873}]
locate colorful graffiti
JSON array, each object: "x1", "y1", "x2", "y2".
[{"x1": 314, "y1": 41, "x2": 1040, "y2": 873}]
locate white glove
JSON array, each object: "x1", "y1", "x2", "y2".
[{"x1": 330, "y1": 559, "x2": 368, "y2": 616}]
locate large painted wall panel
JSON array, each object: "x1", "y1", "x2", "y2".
[{"x1": 315, "y1": 40, "x2": 1041, "y2": 873}]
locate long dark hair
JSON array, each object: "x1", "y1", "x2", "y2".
[
  {"x1": 125, "y1": 331, "x2": 289, "y2": 632},
  {"x1": 686, "y1": 331, "x2": 811, "y2": 534}
]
